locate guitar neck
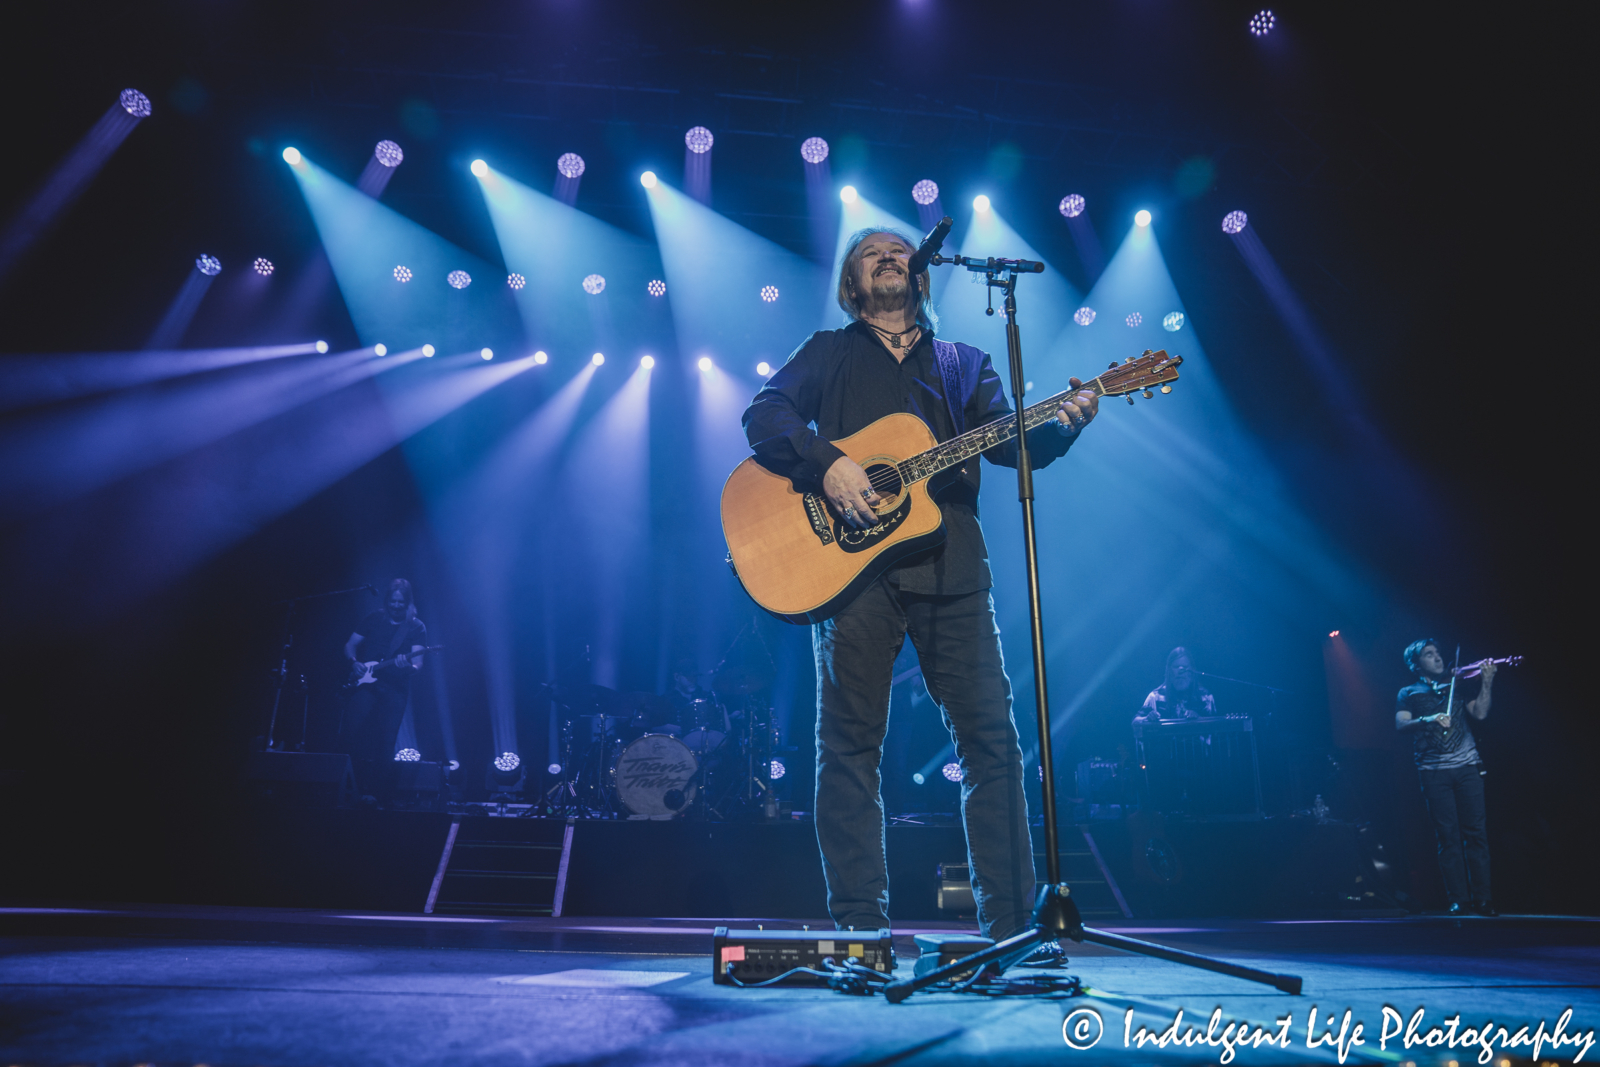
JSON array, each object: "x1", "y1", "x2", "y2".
[{"x1": 900, "y1": 377, "x2": 1114, "y2": 485}]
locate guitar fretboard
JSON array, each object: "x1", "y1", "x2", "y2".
[{"x1": 895, "y1": 376, "x2": 1112, "y2": 486}]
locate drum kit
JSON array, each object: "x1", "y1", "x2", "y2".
[{"x1": 543, "y1": 663, "x2": 781, "y2": 821}]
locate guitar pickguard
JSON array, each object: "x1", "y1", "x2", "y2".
[{"x1": 832, "y1": 494, "x2": 912, "y2": 552}]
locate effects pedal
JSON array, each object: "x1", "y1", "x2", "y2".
[{"x1": 712, "y1": 927, "x2": 894, "y2": 986}]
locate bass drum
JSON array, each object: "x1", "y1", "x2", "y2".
[{"x1": 610, "y1": 733, "x2": 698, "y2": 819}]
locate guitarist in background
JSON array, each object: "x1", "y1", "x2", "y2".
[
  {"x1": 742, "y1": 228, "x2": 1098, "y2": 943},
  {"x1": 341, "y1": 579, "x2": 427, "y2": 803}
]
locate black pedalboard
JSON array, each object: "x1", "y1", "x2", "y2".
[{"x1": 712, "y1": 927, "x2": 894, "y2": 986}]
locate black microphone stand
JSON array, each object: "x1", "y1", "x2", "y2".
[
  {"x1": 891, "y1": 250, "x2": 1303, "y2": 1003},
  {"x1": 265, "y1": 584, "x2": 374, "y2": 750}
]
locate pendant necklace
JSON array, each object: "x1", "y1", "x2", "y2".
[{"x1": 869, "y1": 322, "x2": 920, "y2": 350}]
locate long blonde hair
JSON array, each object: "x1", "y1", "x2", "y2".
[{"x1": 835, "y1": 227, "x2": 938, "y2": 331}]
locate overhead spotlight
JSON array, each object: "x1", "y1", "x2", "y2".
[
  {"x1": 685, "y1": 126, "x2": 714, "y2": 154},
  {"x1": 942, "y1": 762, "x2": 964, "y2": 783},
  {"x1": 839, "y1": 185, "x2": 858, "y2": 204},
  {"x1": 282, "y1": 146, "x2": 302, "y2": 165},
  {"x1": 1059, "y1": 194, "x2": 1086, "y2": 218},
  {"x1": 697, "y1": 356, "x2": 713, "y2": 372},
  {"x1": 1073, "y1": 307, "x2": 1096, "y2": 326},
  {"x1": 1125, "y1": 313, "x2": 1142, "y2": 328},
  {"x1": 972, "y1": 194, "x2": 991, "y2": 212},
  {"x1": 647, "y1": 279, "x2": 666, "y2": 296},
  {"x1": 1222, "y1": 210, "x2": 1249, "y2": 234},
  {"x1": 196, "y1": 254, "x2": 221, "y2": 276},
  {"x1": 480, "y1": 348, "x2": 494, "y2": 361},
  {"x1": 394, "y1": 748, "x2": 422, "y2": 762},
  {"x1": 119, "y1": 88, "x2": 152, "y2": 117},
  {"x1": 422, "y1": 344, "x2": 435, "y2": 357},
  {"x1": 447, "y1": 270, "x2": 471, "y2": 289},
  {"x1": 507, "y1": 272, "x2": 526, "y2": 290},
  {"x1": 912, "y1": 179, "x2": 939, "y2": 205},
  {"x1": 374, "y1": 140, "x2": 404, "y2": 168},
  {"x1": 1250, "y1": 9, "x2": 1276, "y2": 36},
  {"x1": 640, "y1": 170, "x2": 658, "y2": 188},
  {"x1": 800, "y1": 137, "x2": 829, "y2": 164},
  {"x1": 315, "y1": 340, "x2": 329, "y2": 354},
  {"x1": 1163, "y1": 312, "x2": 1185, "y2": 332},
  {"x1": 581, "y1": 273, "x2": 606, "y2": 295},
  {"x1": 252, "y1": 257, "x2": 274, "y2": 276},
  {"x1": 490, "y1": 751, "x2": 522, "y2": 783},
  {"x1": 591, "y1": 352, "x2": 605, "y2": 366},
  {"x1": 1329, "y1": 630, "x2": 1341, "y2": 637},
  {"x1": 394, "y1": 265, "x2": 412, "y2": 283},
  {"x1": 557, "y1": 152, "x2": 586, "y2": 178},
  {"x1": 769, "y1": 759, "x2": 786, "y2": 780},
  {"x1": 640, "y1": 355, "x2": 655, "y2": 369},
  {"x1": 756, "y1": 361, "x2": 771, "y2": 376},
  {"x1": 760, "y1": 285, "x2": 779, "y2": 303},
  {"x1": 1134, "y1": 209, "x2": 1152, "y2": 227},
  {"x1": 533, "y1": 350, "x2": 548, "y2": 365},
  {"x1": 912, "y1": 772, "x2": 926, "y2": 786},
  {"x1": 547, "y1": 763, "x2": 562, "y2": 776},
  {"x1": 374, "y1": 343, "x2": 388, "y2": 356},
  {"x1": 470, "y1": 159, "x2": 489, "y2": 177}
]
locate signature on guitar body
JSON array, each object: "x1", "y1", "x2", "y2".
[{"x1": 720, "y1": 350, "x2": 1183, "y2": 623}]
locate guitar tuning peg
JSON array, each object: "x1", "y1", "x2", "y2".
[
  {"x1": 1160, "y1": 384, "x2": 1172, "y2": 393},
  {"x1": 1124, "y1": 357, "x2": 1134, "y2": 364},
  {"x1": 1108, "y1": 361, "x2": 1118, "y2": 369},
  {"x1": 1125, "y1": 394, "x2": 1135, "y2": 405},
  {"x1": 1142, "y1": 349, "x2": 1153, "y2": 357},
  {"x1": 1142, "y1": 389, "x2": 1154, "y2": 399}
]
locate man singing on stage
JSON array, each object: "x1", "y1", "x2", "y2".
[
  {"x1": 1396, "y1": 638, "x2": 1498, "y2": 916},
  {"x1": 742, "y1": 228, "x2": 1098, "y2": 941}
]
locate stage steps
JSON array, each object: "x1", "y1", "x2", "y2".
[{"x1": 424, "y1": 816, "x2": 574, "y2": 917}]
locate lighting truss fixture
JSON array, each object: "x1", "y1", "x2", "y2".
[
  {"x1": 760, "y1": 285, "x2": 779, "y2": 303},
  {"x1": 507, "y1": 272, "x2": 526, "y2": 290},
  {"x1": 647, "y1": 279, "x2": 666, "y2": 296},
  {"x1": 120, "y1": 88, "x2": 152, "y2": 117},
  {"x1": 394, "y1": 265, "x2": 412, "y2": 283},
  {"x1": 839, "y1": 185, "x2": 858, "y2": 204},
  {"x1": 196, "y1": 254, "x2": 221, "y2": 276},
  {"x1": 1074, "y1": 307, "x2": 1096, "y2": 326},
  {"x1": 972, "y1": 195, "x2": 991, "y2": 212},
  {"x1": 252, "y1": 257, "x2": 274, "y2": 276},
  {"x1": 422, "y1": 344, "x2": 436, "y2": 357},
  {"x1": 800, "y1": 137, "x2": 829, "y2": 164},
  {"x1": 582, "y1": 273, "x2": 606, "y2": 295},
  {"x1": 942, "y1": 762, "x2": 964, "y2": 783},
  {"x1": 374, "y1": 343, "x2": 388, "y2": 356},
  {"x1": 282, "y1": 146, "x2": 302, "y2": 165},
  {"x1": 470, "y1": 159, "x2": 488, "y2": 177},
  {"x1": 481, "y1": 348, "x2": 494, "y2": 361},
  {"x1": 533, "y1": 351, "x2": 548, "y2": 364},
  {"x1": 640, "y1": 355, "x2": 655, "y2": 369},
  {"x1": 1125, "y1": 312, "x2": 1142, "y2": 327},
  {"x1": 912, "y1": 179, "x2": 939, "y2": 206},
  {"x1": 447, "y1": 270, "x2": 471, "y2": 289},
  {"x1": 685, "y1": 126, "x2": 714, "y2": 154},
  {"x1": 557, "y1": 152, "x2": 586, "y2": 178},
  {"x1": 394, "y1": 748, "x2": 421, "y2": 761},
  {"x1": 756, "y1": 361, "x2": 771, "y2": 376},
  {"x1": 315, "y1": 341, "x2": 329, "y2": 353},
  {"x1": 912, "y1": 772, "x2": 926, "y2": 785},
  {"x1": 1250, "y1": 9, "x2": 1276, "y2": 36},
  {"x1": 1163, "y1": 312, "x2": 1185, "y2": 332},
  {"x1": 1222, "y1": 210, "x2": 1249, "y2": 234},
  {"x1": 769, "y1": 759, "x2": 786, "y2": 780},
  {"x1": 640, "y1": 171, "x2": 657, "y2": 188},
  {"x1": 697, "y1": 356, "x2": 713, "y2": 372},
  {"x1": 1059, "y1": 194, "x2": 1085, "y2": 218},
  {"x1": 374, "y1": 140, "x2": 404, "y2": 168},
  {"x1": 1134, "y1": 209, "x2": 1152, "y2": 227},
  {"x1": 493, "y1": 752, "x2": 521, "y2": 773},
  {"x1": 592, "y1": 352, "x2": 605, "y2": 366}
]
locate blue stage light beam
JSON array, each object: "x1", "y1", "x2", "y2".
[
  {"x1": 288, "y1": 155, "x2": 516, "y2": 353},
  {"x1": 145, "y1": 259, "x2": 221, "y2": 350},
  {"x1": 474, "y1": 166, "x2": 662, "y2": 360},
  {"x1": 643, "y1": 179, "x2": 823, "y2": 368},
  {"x1": 0, "y1": 342, "x2": 322, "y2": 414},
  {"x1": 0, "y1": 91, "x2": 150, "y2": 284}
]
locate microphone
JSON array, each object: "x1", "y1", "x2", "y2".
[
  {"x1": 907, "y1": 216, "x2": 954, "y2": 277},
  {"x1": 365, "y1": 585, "x2": 378, "y2": 596}
]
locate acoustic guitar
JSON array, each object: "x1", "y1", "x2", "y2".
[{"x1": 721, "y1": 350, "x2": 1183, "y2": 623}]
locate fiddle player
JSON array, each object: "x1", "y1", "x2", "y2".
[{"x1": 1396, "y1": 639, "x2": 1497, "y2": 916}]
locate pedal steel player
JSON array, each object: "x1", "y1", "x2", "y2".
[
  {"x1": 1396, "y1": 638, "x2": 1498, "y2": 916},
  {"x1": 742, "y1": 228, "x2": 1099, "y2": 942}
]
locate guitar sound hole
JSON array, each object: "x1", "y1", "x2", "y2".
[{"x1": 863, "y1": 463, "x2": 903, "y2": 506}]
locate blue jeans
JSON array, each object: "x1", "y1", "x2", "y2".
[
  {"x1": 812, "y1": 575, "x2": 1035, "y2": 940},
  {"x1": 1419, "y1": 763, "x2": 1491, "y2": 905}
]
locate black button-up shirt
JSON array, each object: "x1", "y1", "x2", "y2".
[{"x1": 742, "y1": 321, "x2": 1075, "y2": 595}]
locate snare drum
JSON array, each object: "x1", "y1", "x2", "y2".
[{"x1": 610, "y1": 733, "x2": 698, "y2": 819}]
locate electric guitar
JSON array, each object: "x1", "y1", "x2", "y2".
[
  {"x1": 346, "y1": 645, "x2": 445, "y2": 688},
  {"x1": 720, "y1": 350, "x2": 1183, "y2": 623}
]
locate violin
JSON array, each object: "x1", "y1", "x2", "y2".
[{"x1": 1453, "y1": 655, "x2": 1522, "y2": 678}]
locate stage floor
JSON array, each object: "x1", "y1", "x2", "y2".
[{"x1": 2, "y1": 904, "x2": 1596, "y2": 1065}]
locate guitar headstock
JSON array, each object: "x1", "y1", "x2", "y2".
[{"x1": 1095, "y1": 349, "x2": 1183, "y2": 402}]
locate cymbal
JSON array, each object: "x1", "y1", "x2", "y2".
[{"x1": 712, "y1": 665, "x2": 774, "y2": 695}]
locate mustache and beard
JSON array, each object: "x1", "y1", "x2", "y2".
[{"x1": 858, "y1": 261, "x2": 920, "y2": 317}]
